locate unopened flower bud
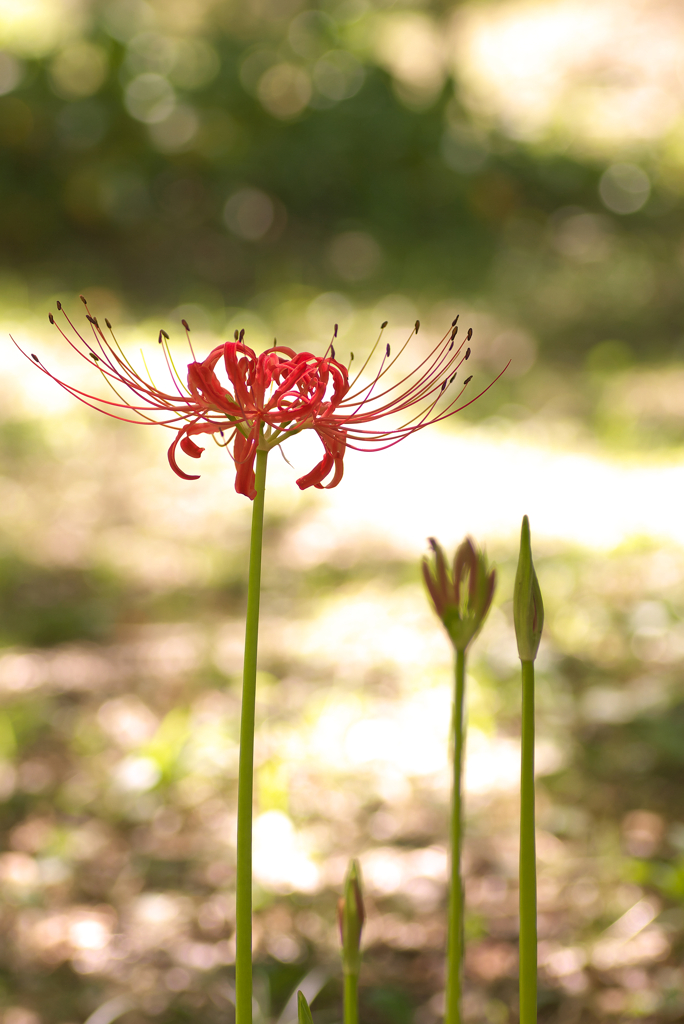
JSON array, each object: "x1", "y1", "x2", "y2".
[
  {"x1": 338, "y1": 859, "x2": 365, "y2": 975},
  {"x1": 422, "y1": 536, "x2": 496, "y2": 652},
  {"x1": 514, "y1": 515, "x2": 544, "y2": 662}
]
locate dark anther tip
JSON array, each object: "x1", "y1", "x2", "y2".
[
  {"x1": 449, "y1": 341, "x2": 454, "y2": 351},
  {"x1": 381, "y1": 320, "x2": 388, "y2": 329},
  {"x1": 464, "y1": 375, "x2": 472, "y2": 385},
  {"x1": 450, "y1": 373, "x2": 456, "y2": 383},
  {"x1": 86, "y1": 314, "x2": 95, "y2": 324},
  {"x1": 331, "y1": 344, "x2": 336, "y2": 359},
  {"x1": 415, "y1": 320, "x2": 420, "y2": 332},
  {"x1": 31, "y1": 353, "x2": 39, "y2": 362},
  {"x1": 465, "y1": 347, "x2": 471, "y2": 360},
  {"x1": 467, "y1": 328, "x2": 473, "y2": 340},
  {"x1": 161, "y1": 329, "x2": 169, "y2": 340},
  {"x1": 234, "y1": 330, "x2": 239, "y2": 340},
  {"x1": 452, "y1": 316, "x2": 459, "y2": 327},
  {"x1": 56, "y1": 300, "x2": 62, "y2": 310},
  {"x1": 48, "y1": 313, "x2": 54, "y2": 324},
  {"x1": 80, "y1": 295, "x2": 87, "y2": 304},
  {"x1": 441, "y1": 380, "x2": 447, "y2": 392},
  {"x1": 182, "y1": 319, "x2": 190, "y2": 331},
  {"x1": 334, "y1": 323, "x2": 338, "y2": 337},
  {"x1": 386, "y1": 343, "x2": 390, "y2": 357},
  {"x1": 451, "y1": 327, "x2": 458, "y2": 341},
  {"x1": 239, "y1": 329, "x2": 245, "y2": 341},
  {"x1": 105, "y1": 318, "x2": 112, "y2": 329},
  {"x1": 89, "y1": 352, "x2": 99, "y2": 361}
]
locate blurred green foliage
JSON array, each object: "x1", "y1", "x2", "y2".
[{"x1": 0, "y1": 0, "x2": 683, "y2": 365}]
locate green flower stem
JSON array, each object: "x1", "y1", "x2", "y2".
[
  {"x1": 519, "y1": 659, "x2": 537, "y2": 1024},
  {"x1": 236, "y1": 448, "x2": 269, "y2": 1024},
  {"x1": 344, "y1": 970, "x2": 359, "y2": 1024},
  {"x1": 445, "y1": 647, "x2": 466, "y2": 1024}
]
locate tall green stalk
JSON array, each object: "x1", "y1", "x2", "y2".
[
  {"x1": 235, "y1": 447, "x2": 268, "y2": 1024},
  {"x1": 445, "y1": 647, "x2": 466, "y2": 1024},
  {"x1": 519, "y1": 659, "x2": 537, "y2": 1024}
]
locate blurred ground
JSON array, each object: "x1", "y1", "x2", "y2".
[
  {"x1": 2, "y1": 303, "x2": 684, "y2": 1024},
  {"x1": 3, "y1": 0, "x2": 684, "y2": 1021}
]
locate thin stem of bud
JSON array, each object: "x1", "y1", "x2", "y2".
[
  {"x1": 519, "y1": 659, "x2": 537, "y2": 1024},
  {"x1": 344, "y1": 972, "x2": 359, "y2": 1024},
  {"x1": 445, "y1": 648, "x2": 466, "y2": 1024}
]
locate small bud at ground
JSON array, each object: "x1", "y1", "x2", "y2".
[
  {"x1": 339, "y1": 859, "x2": 365, "y2": 975},
  {"x1": 514, "y1": 515, "x2": 544, "y2": 662},
  {"x1": 297, "y1": 992, "x2": 315, "y2": 1024}
]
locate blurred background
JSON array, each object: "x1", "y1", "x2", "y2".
[{"x1": 2, "y1": 0, "x2": 684, "y2": 1021}]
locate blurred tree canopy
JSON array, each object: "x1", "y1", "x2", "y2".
[{"x1": 1, "y1": 0, "x2": 684, "y2": 365}]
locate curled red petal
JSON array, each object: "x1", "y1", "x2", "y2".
[
  {"x1": 233, "y1": 429, "x2": 258, "y2": 500},
  {"x1": 180, "y1": 436, "x2": 205, "y2": 458},
  {"x1": 168, "y1": 430, "x2": 201, "y2": 481},
  {"x1": 296, "y1": 431, "x2": 346, "y2": 491}
]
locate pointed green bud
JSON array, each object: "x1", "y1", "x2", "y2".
[
  {"x1": 338, "y1": 858, "x2": 365, "y2": 975},
  {"x1": 422, "y1": 536, "x2": 496, "y2": 652},
  {"x1": 297, "y1": 991, "x2": 315, "y2": 1024},
  {"x1": 514, "y1": 515, "x2": 544, "y2": 662}
]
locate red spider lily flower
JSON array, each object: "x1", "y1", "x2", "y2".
[{"x1": 17, "y1": 298, "x2": 507, "y2": 500}]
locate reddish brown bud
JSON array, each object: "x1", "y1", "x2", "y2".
[{"x1": 423, "y1": 536, "x2": 496, "y2": 651}]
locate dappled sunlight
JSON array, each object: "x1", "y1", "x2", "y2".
[{"x1": 454, "y1": 0, "x2": 684, "y2": 155}]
